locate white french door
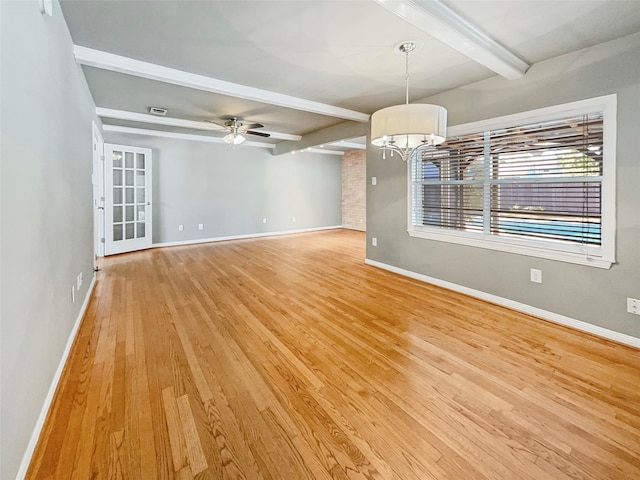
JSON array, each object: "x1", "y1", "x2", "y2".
[{"x1": 104, "y1": 143, "x2": 152, "y2": 255}]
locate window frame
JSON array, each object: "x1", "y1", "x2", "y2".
[{"x1": 407, "y1": 94, "x2": 617, "y2": 269}]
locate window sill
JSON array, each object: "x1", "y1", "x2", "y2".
[{"x1": 407, "y1": 228, "x2": 614, "y2": 269}]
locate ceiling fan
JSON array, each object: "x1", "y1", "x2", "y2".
[{"x1": 208, "y1": 117, "x2": 270, "y2": 145}]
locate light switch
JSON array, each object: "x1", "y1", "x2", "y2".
[{"x1": 40, "y1": 0, "x2": 53, "y2": 16}]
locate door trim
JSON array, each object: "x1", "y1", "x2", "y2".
[{"x1": 92, "y1": 122, "x2": 105, "y2": 264}]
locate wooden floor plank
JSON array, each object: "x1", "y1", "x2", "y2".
[{"x1": 26, "y1": 229, "x2": 640, "y2": 479}]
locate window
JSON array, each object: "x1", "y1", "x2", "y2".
[{"x1": 408, "y1": 95, "x2": 616, "y2": 268}]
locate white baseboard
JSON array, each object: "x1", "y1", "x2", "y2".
[
  {"x1": 15, "y1": 275, "x2": 97, "y2": 480},
  {"x1": 152, "y1": 225, "x2": 343, "y2": 248},
  {"x1": 341, "y1": 225, "x2": 366, "y2": 232},
  {"x1": 365, "y1": 258, "x2": 640, "y2": 349}
]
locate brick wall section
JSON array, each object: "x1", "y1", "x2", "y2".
[{"x1": 342, "y1": 150, "x2": 366, "y2": 231}]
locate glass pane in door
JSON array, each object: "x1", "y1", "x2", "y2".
[
  {"x1": 113, "y1": 188, "x2": 123, "y2": 204},
  {"x1": 113, "y1": 169, "x2": 123, "y2": 186}
]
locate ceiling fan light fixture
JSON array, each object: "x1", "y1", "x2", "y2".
[
  {"x1": 223, "y1": 132, "x2": 246, "y2": 145},
  {"x1": 371, "y1": 41, "x2": 447, "y2": 161}
]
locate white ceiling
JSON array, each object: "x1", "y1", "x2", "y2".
[{"x1": 59, "y1": 0, "x2": 640, "y2": 152}]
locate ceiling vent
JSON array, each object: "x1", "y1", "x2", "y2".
[{"x1": 149, "y1": 107, "x2": 168, "y2": 116}]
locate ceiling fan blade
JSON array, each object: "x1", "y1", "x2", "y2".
[
  {"x1": 205, "y1": 120, "x2": 228, "y2": 130},
  {"x1": 245, "y1": 123, "x2": 264, "y2": 130},
  {"x1": 247, "y1": 130, "x2": 270, "y2": 138}
]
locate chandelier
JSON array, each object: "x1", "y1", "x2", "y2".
[{"x1": 370, "y1": 42, "x2": 447, "y2": 161}]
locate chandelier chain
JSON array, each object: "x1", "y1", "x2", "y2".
[{"x1": 405, "y1": 47, "x2": 410, "y2": 105}]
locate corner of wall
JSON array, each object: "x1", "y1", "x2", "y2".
[{"x1": 342, "y1": 150, "x2": 367, "y2": 231}]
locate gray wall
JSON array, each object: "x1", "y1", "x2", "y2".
[
  {"x1": 367, "y1": 32, "x2": 640, "y2": 339},
  {"x1": 103, "y1": 133, "x2": 342, "y2": 243},
  {"x1": 0, "y1": 1, "x2": 97, "y2": 478}
]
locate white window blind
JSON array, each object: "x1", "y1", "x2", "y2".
[{"x1": 408, "y1": 96, "x2": 616, "y2": 268}]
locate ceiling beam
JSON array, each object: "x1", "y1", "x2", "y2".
[
  {"x1": 297, "y1": 148, "x2": 344, "y2": 156},
  {"x1": 102, "y1": 125, "x2": 276, "y2": 149},
  {"x1": 77, "y1": 46, "x2": 370, "y2": 123},
  {"x1": 103, "y1": 125, "x2": 345, "y2": 155},
  {"x1": 96, "y1": 107, "x2": 302, "y2": 141},
  {"x1": 97, "y1": 107, "x2": 223, "y2": 130},
  {"x1": 329, "y1": 140, "x2": 367, "y2": 150},
  {"x1": 273, "y1": 121, "x2": 368, "y2": 155},
  {"x1": 371, "y1": 0, "x2": 529, "y2": 79}
]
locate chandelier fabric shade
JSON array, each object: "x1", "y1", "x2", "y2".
[{"x1": 371, "y1": 103, "x2": 447, "y2": 149}]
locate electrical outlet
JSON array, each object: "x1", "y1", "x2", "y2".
[
  {"x1": 198, "y1": 223, "x2": 204, "y2": 230},
  {"x1": 371, "y1": 176, "x2": 377, "y2": 186},
  {"x1": 178, "y1": 224, "x2": 184, "y2": 232},
  {"x1": 372, "y1": 237, "x2": 377, "y2": 247},
  {"x1": 263, "y1": 218, "x2": 267, "y2": 224},
  {"x1": 292, "y1": 217, "x2": 296, "y2": 223},
  {"x1": 71, "y1": 286, "x2": 75, "y2": 303},
  {"x1": 627, "y1": 298, "x2": 640, "y2": 315},
  {"x1": 76, "y1": 272, "x2": 83, "y2": 290},
  {"x1": 530, "y1": 268, "x2": 542, "y2": 283}
]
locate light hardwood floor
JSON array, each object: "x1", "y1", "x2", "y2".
[{"x1": 27, "y1": 229, "x2": 640, "y2": 479}]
